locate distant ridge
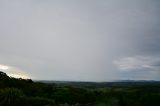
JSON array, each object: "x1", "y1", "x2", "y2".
[
  {"x1": 114, "y1": 80, "x2": 160, "y2": 82},
  {"x1": 35, "y1": 80, "x2": 160, "y2": 88}
]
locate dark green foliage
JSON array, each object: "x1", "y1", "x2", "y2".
[
  {"x1": 0, "y1": 72, "x2": 55, "y2": 106},
  {"x1": 0, "y1": 71, "x2": 160, "y2": 106},
  {"x1": 19, "y1": 96, "x2": 55, "y2": 106},
  {"x1": 0, "y1": 88, "x2": 24, "y2": 106}
]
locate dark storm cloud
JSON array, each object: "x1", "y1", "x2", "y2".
[{"x1": 0, "y1": 0, "x2": 160, "y2": 81}]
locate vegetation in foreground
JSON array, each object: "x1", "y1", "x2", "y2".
[{"x1": 0, "y1": 71, "x2": 160, "y2": 106}]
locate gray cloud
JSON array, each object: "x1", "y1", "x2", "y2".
[
  {"x1": 114, "y1": 56, "x2": 160, "y2": 71},
  {"x1": 113, "y1": 55, "x2": 160, "y2": 80},
  {"x1": 0, "y1": 0, "x2": 160, "y2": 81}
]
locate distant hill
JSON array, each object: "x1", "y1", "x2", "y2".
[{"x1": 36, "y1": 80, "x2": 160, "y2": 88}]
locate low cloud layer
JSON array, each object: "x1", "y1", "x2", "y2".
[
  {"x1": 113, "y1": 56, "x2": 160, "y2": 80},
  {"x1": 114, "y1": 56, "x2": 160, "y2": 71}
]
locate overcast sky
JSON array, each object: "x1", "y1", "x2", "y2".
[{"x1": 0, "y1": 0, "x2": 160, "y2": 81}]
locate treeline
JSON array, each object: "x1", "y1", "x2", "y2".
[
  {"x1": 0, "y1": 71, "x2": 95, "y2": 106},
  {"x1": 0, "y1": 71, "x2": 160, "y2": 106}
]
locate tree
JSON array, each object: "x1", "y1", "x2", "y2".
[{"x1": 0, "y1": 71, "x2": 9, "y2": 80}]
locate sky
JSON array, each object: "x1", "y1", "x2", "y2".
[{"x1": 0, "y1": 0, "x2": 160, "y2": 81}]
